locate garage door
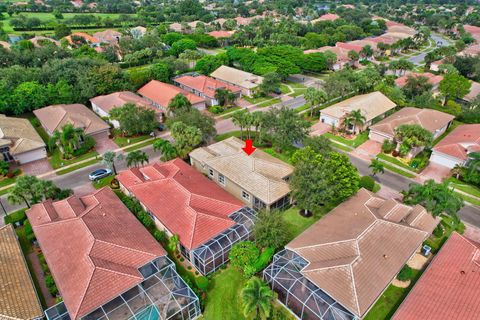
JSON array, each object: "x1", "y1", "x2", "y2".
[
  {"x1": 369, "y1": 130, "x2": 391, "y2": 143},
  {"x1": 430, "y1": 152, "x2": 461, "y2": 169}
]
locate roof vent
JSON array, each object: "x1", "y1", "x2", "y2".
[
  {"x1": 460, "y1": 270, "x2": 466, "y2": 275},
  {"x1": 383, "y1": 254, "x2": 388, "y2": 259}
]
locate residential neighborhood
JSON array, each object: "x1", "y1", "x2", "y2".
[{"x1": 1, "y1": 1, "x2": 480, "y2": 320}]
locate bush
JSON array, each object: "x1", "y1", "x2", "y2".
[
  {"x1": 45, "y1": 275, "x2": 58, "y2": 296},
  {"x1": 195, "y1": 276, "x2": 210, "y2": 291},
  {"x1": 4, "y1": 209, "x2": 27, "y2": 225},
  {"x1": 209, "y1": 105, "x2": 225, "y2": 114},
  {"x1": 72, "y1": 136, "x2": 96, "y2": 157},
  {"x1": 397, "y1": 265, "x2": 414, "y2": 281},
  {"x1": 24, "y1": 220, "x2": 36, "y2": 242},
  {"x1": 433, "y1": 224, "x2": 444, "y2": 238},
  {"x1": 30, "y1": 118, "x2": 40, "y2": 127},
  {"x1": 252, "y1": 247, "x2": 275, "y2": 272},
  {"x1": 359, "y1": 176, "x2": 375, "y2": 191},
  {"x1": 153, "y1": 230, "x2": 167, "y2": 243},
  {"x1": 382, "y1": 139, "x2": 396, "y2": 154}
]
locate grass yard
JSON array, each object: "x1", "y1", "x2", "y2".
[
  {"x1": 331, "y1": 141, "x2": 354, "y2": 152},
  {"x1": 214, "y1": 131, "x2": 244, "y2": 142},
  {"x1": 243, "y1": 95, "x2": 273, "y2": 105},
  {"x1": 123, "y1": 138, "x2": 155, "y2": 152},
  {"x1": 113, "y1": 134, "x2": 150, "y2": 148},
  {"x1": 424, "y1": 215, "x2": 464, "y2": 254},
  {"x1": 221, "y1": 108, "x2": 247, "y2": 120},
  {"x1": 324, "y1": 131, "x2": 369, "y2": 148},
  {"x1": 49, "y1": 148, "x2": 99, "y2": 169},
  {"x1": 256, "y1": 98, "x2": 282, "y2": 108},
  {"x1": 448, "y1": 177, "x2": 480, "y2": 199},
  {"x1": 92, "y1": 175, "x2": 115, "y2": 189},
  {"x1": 377, "y1": 153, "x2": 417, "y2": 173},
  {"x1": 281, "y1": 207, "x2": 318, "y2": 241},
  {"x1": 262, "y1": 146, "x2": 296, "y2": 164},
  {"x1": 458, "y1": 193, "x2": 480, "y2": 206},
  {"x1": 56, "y1": 158, "x2": 100, "y2": 175},
  {"x1": 209, "y1": 106, "x2": 242, "y2": 117},
  {"x1": 381, "y1": 162, "x2": 416, "y2": 179}
]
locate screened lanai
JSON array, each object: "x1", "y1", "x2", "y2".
[
  {"x1": 45, "y1": 257, "x2": 201, "y2": 320},
  {"x1": 263, "y1": 249, "x2": 356, "y2": 320},
  {"x1": 191, "y1": 207, "x2": 256, "y2": 275}
]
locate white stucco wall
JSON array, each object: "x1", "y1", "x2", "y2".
[
  {"x1": 319, "y1": 114, "x2": 338, "y2": 127},
  {"x1": 429, "y1": 151, "x2": 463, "y2": 169},
  {"x1": 14, "y1": 148, "x2": 47, "y2": 164}
]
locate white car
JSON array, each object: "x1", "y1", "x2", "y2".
[{"x1": 88, "y1": 168, "x2": 112, "y2": 181}]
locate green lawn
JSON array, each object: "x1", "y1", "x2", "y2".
[
  {"x1": 381, "y1": 163, "x2": 416, "y2": 179},
  {"x1": 92, "y1": 175, "x2": 115, "y2": 189},
  {"x1": 458, "y1": 193, "x2": 480, "y2": 206},
  {"x1": 214, "y1": 131, "x2": 244, "y2": 142},
  {"x1": 285, "y1": 81, "x2": 308, "y2": 89},
  {"x1": 113, "y1": 134, "x2": 150, "y2": 148},
  {"x1": 262, "y1": 147, "x2": 296, "y2": 164},
  {"x1": 448, "y1": 178, "x2": 480, "y2": 198},
  {"x1": 256, "y1": 98, "x2": 282, "y2": 108},
  {"x1": 221, "y1": 108, "x2": 247, "y2": 120},
  {"x1": 56, "y1": 158, "x2": 100, "y2": 175},
  {"x1": 279, "y1": 84, "x2": 291, "y2": 94},
  {"x1": 282, "y1": 207, "x2": 317, "y2": 240},
  {"x1": 123, "y1": 138, "x2": 155, "y2": 152},
  {"x1": 377, "y1": 153, "x2": 417, "y2": 173},
  {"x1": 331, "y1": 141, "x2": 354, "y2": 152},
  {"x1": 49, "y1": 148, "x2": 99, "y2": 169},
  {"x1": 243, "y1": 95, "x2": 273, "y2": 105},
  {"x1": 208, "y1": 106, "x2": 242, "y2": 116},
  {"x1": 324, "y1": 131, "x2": 369, "y2": 148},
  {"x1": 424, "y1": 215, "x2": 464, "y2": 254}
]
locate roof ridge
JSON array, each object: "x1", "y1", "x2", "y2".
[
  {"x1": 349, "y1": 263, "x2": 362, "y2": 316},
  {"x1": 94, "y1": 239, "x2": 159, "y2": 258},
  {"x1": 292, "y1": 238, "x2": 358, "y2": 251}
]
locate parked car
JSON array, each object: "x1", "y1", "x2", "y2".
[{"x1": 88, "y1": 168, "x2": 112, "y2": 181}]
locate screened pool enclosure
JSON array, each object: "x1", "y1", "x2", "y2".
[
  {"x1": 190, "y1": 207, "x2": 256, "y2": 275},
  {"x1": 263, "y1": 249, "x2": 356, "y2": 320},
  {"x1": 45, "y1": 257, "x2": 201, "y2": 320}
]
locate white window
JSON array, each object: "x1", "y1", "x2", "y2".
[
  {"x1": 208, "y1": 168, "x2": 214, "y2": 177},
  {"x1": 218, "y1": 174, "x2": 225, "y2": 186},
  {"x1": 241, "y1": 190, "x2": 250, "y2": 201}
]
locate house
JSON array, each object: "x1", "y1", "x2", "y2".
[
  {"x1": 90, "y1": 91, "x2": 161, "y2": 128},
  {"x1": 319, "y1": 91, "x2": 397, "y2": 133},
  {"x1": 394, "y1": 72, "x2": 444, "y2": 93},
  {"x1": 189, "y1": 137, "x2": 293, "y2": 210},
  {"x1": 210, "y1": 65, "x2": 264, "y2": 97},
  {"x1": 29, "y1": 36, "x2": 60, "y2": 47},
  {"x1": 393, "y1": 232, "x2": 480, "y2": 320},
  {"x1": 27, "y1": 187, "x2": 201, "y2": 320},
  {"x1": 65, "y1": 32, "x2": 100, "y2": 46},
  {"x1": 169, "y1": 22, "x2": 183, "y2": 33},
  {"x1": 310, "y1": 13, "x2": 340, "y2": 23},
  {"x1": 304, "y1": 46, "x2": 352, "y2": 70},
  {"x1": 93, "y1": 29, "x2": 122, "y2": 45},
  {"x1": 430, "y1": 124, "x2": 480, "y2": 168},
  {"x1": 335, "y1": 41, "x2": 363, "y2": 53},
  {"x1": 33, "y1": 104, "x2": 110, "y2": 140},
  {"x1": 130, "y1": 26, "x2": 147, "y2": 39},
  {"x1": 174, "y1": 74, "x2": 242, "y2": 106},
  {"x1": 0, "y1": 115, "x2": 47, "y2": 164},
  {"x1": 137, "y1": 80, "x2": 206, "y2": 112},
  {"x1": 458, "y1": 43, "x2": 480, "y2": 57},
  {"x1": 0, "y1": 224, "x2": 43, "y2": 320},
  {"x1": 430, "y1": 59, "x2": 444, "y2": 72},
  {"x1": 117, "y1": 159, "x2": 256, "y2": 275},
  {"x1": 264, "y1": 188, "x2": 438, "y2": 320},
  {"x1": 461, "y1": 80, "x2": 480, "y2": 103},
  {"x1": 207, "y1": 30, "x2": 234, "y2": 39},
  {"x1": 369, "y1": 107, "x2": 454, "y2": 157},
  {"x1": 463, "y1": 25, "x2": 480, "y2": 43}
]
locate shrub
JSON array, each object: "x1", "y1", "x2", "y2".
[
  {"x1": 45, "y1": 275, "x2": 58, "y2": 296},
  {"x1": 195, "y1": 276, "x2": 210, "y2": 290},
  {"x1": 24, "y1": 220, "x2": 36, "y2": 242},
  {"x1": 359, "y1": 176, "x2": 375, "y2": 191},
  {"x1": 187, "y1": 266, "x2": 192, "y2": 270},
  {"x1": 72, "y1": 136, "x2": 96, "y2": 157},
  {"x1": 229, "y1": 241, "x2": 260, "y2": 273},
  {"x1": 253, "y1": 247, "x2": 275, "y2": 272},
  {"x1": 397, "y1": 265, "x2": 414, "y2": 281},
  {"x1": 433, "y1": 224, "x2": 444, "y2": 238},
  {"x1": 382, "y1": 139, "x2": 395, "y2": 154},
  {"x1": 209, "y1": 105, "x2": 225, "y2": 114},
  {"x1": 30, "y1": 118, "x2": 40, "y2": 127},
  {"x1": 153, "y1": 230, "x2": 167, "y2": 243},
  {"x1": 4, "y1": 209, "x2": 27, "y2": 225}
]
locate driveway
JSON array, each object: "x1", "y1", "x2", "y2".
[
  {"x1": 310, "y1": 122, "x2": 331, "y2": 136},
  {"x1": 352, "y1": 140, "x2": 382, "y2": 160},
  {"x1": 94, "y1": 135, "x2": 119, "y2": 154},
  {"x1": 20, "y1": 158, "x2": 54, "y2": 176},
  {"x1": 417, "y1": 163, "x2": 451, "y2": 183}
]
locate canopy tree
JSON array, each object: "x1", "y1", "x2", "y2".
[
  {"x1": 170, "y1": 121, "x2": 202, "y2": 158},
  {"x1": 110, "y1": 103, "x2": 158, "y2": 136},
  {"x1": 439, "y1": 71, "x2": 471, "y2": 106}
]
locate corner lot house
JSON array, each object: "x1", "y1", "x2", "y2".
[
  {"x1": 174, "y1": 74, "x2": 242, "y2": 106},
  {"x1": 138, "y1": 80, "x2": 206, "y2": 112},
  {"x1": 264, "y1": 188, "x2": 438, "y2": 320},
  {"x1": 0, "y1": 224, "x2": 43, "y2": 320},
  {"x1": 369, "y1": 107, "x2": 454, "y2": 156},
  {"x1": 210, "y1": 65, "x2": 264, "y2": 97},
  {"x1": 90, "y1": 91, "x2": 161, "y2": 128},
  {"x1": 0, "y1": 114, "x2": 47, "y2": 164},
  {"x1": 430, "y1": 124, "x2": 480, "y2": 168},
  {"x1": 34, "y1": 104, "x2": 110, "y2": 140},
  {"x1": 320, "y1": 91, "x2": 397, "y2": 133},
  {"x1": 190, "y1": 137, "x2": 293, "y2": 210},
  {"x1": 393, "y1": 232, "x2": 480, "y2": 320},
  {"x1": 117, "y1": 159, "x2": 256, "y2": 275},
  {"x1": 27, "y1": 187, "x2": 201, "y2": 320}
]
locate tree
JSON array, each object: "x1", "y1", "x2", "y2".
[
  {"x1": 0, "y1": 160, "x2": 9, "y2": 176},
  {"x1": 126, "y1": 150, "x2": 149, "y2": 168},
  {"x1": 369, "y1": 159, "x2": 385, "y2": 176},
  {"x1": 54, "y1": 24, "x2": 71, "y2": 38},
  {"x1": 214, "y1": 88, "x2": 236, "y2": 107},
  {"x1": 402, "y1": 180, "x2": 464, "y2": 216},
  {"x1": 403, "y1": 75, "x2": 433, "y2": 100},
  {"x1": 394, "y1": 124, "x2": 433, "y2": 156},
  {"x1": 102, "y1": 151, "x2": 120, "y2": 175},
  {"x1": 170, "y1": 121, "x2": 202, "y2": 158},
  {"x1": 170, "y1": 38, "x2": 197, "y2": 56},
  {"x1": 153, "y1": 139, "x2": 178, "y2": 161},
  {"x1": 439, "y1": 72, "x2": 472, "y2": 106},
  {"x1": 253, "y1": 211, "x2": 290, "y2": 250},
  {"x1": 110, "y1": 103, "x2": 158, "y2": 136},
  {"x1": 263, "y1": 107, "x2": 310, "y2": 152},
  {"x1": 241, "y1": 277, "x2": 274, "y2": 320},
  {"x1": 389, "y1": 59, "x2": 414, "y2": 76},
  {"x1": 168, "y1": 94, "x2": 192, "y2": 114},
  {"x1": 49, "y1": 124, "x2": 89, "y2": 159},
  {"x1": 7, "y1": 175, "x2": 72, "y2": 208},
  {"x1": 466, "y1": 152, "x2": 480, "y2": 176},
  {"x1": 303, "y1": 135, "x2": 332, "y2": 155},
  {"x1": 167, "y1": 108, "x2": 216, "y2": 143},
  {"x1": 360, "y1": 45, "x2": 374, "y2": 60},
  {"x1": 259, "y1": 72, "x2": 281, "y2": 95},
  {"x1": 343, "y1": 109, "x2": 366, "y2": 134},
  {"x1": 195, "y1": 54, "x2": 227, "y2": 75},
  {"x1": 168, "y1": 234, "x2": 180, "y2": 251},
  {"x1": 304, "y1": 87, "x2": 327, "y2": 117},
  {"x1": 9, "y1": 81, "x2": 48, "y2": 115},
  {"x1": 290, "y1": 148, "x2": 360, "y2": 214},
  {"x1": 149, "y1": 62, "x2": 171, "y2": 83},
  {"x1": 229, "y1": 241, "x2": 259, "y2": 273},
  {"x1": 348, "y1": 50, "x2": 359, "y2": 64}
]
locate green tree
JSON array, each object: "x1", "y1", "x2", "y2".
[
  {"x1": 126, "y1": 150, "x2": 149, "y2": 168},
  {"x1": 343, "y1": 109, "x2": 366, "y2": 134},
  {"x1": 402, "y1": 180, "x2": 464, "y2": 216},
  {"x1": 264, "y1": 107, "x2": 310, "y2": 152},
  {"x1": 403, "y1": 75, "x2": 433, "y2": 100},
  {"x1": 348, "y1": 50, "x2": 359, "y2": 64},
  {"x1": 49, "y1": 124, "x2": 89, "y2": 159},
  {"x1": 102, "y1": 151, "x2": 120, "y2": 175},
  {"x1": 7, "y1": 175, "x2": 71, "y2": 208},
  {"x1": 110, "y1": 103, "x2": 157, "y2": 136},
  {"x1": 241, "y1": 277, "x2": 274, "y2": 320},
  {"x1": 0, "y1": 160, "x2": 9, "y2": 176},
  {"x1": 170, "y1": 121, "x2": 202, "y2": 158},
  {"x1": 214, "y1": 88, "x2": 236, "y2": 107},
  {"x1": 303, "y1": 135, "x2": 332, "y2": 155},
  {"x1": 360, "y1": 45, "x2": 374, "y2": 60},
  {"x1": 195, "y1": 54, "x2": 227, "y2": 75},
  {"x1": 229, "y1": 241, "x2": 260, "y2": 273},
  {"x1": 253, "y1": 211, "x2": 291, "y2": 250},
  {"x1": 168, "y1": 234, "x2": 180, "y2": 251},
  {"x1": 259, "y1": 72, "x2": 281, "y2": 95},
  {"x1": 54, "y1": 23, "x2": 71, "y2": 38},
  {"x1": 389, "y1": 59, "x2": 414, "y2": 76},
  {"x1": 394, "y1": 124, "x2": 433, "y2": 156},
  {"x1": 167, "y1": 108, "x2": 215, "y2": 142},
  {"x1": 304, "y1": 87, "x2": 328, "y2": 117},
  {"x1": 369, "y1": 159, "x2": 385, "y2": 176},
  {"x1": 149, "y1": 62, "x2": 171, "y2": 83},
  {"x1": 153, "y1": 139, "x2": 178, "y2": 161},
  {"x1": 170, "y1": 38, "x2": 197, "y2": 56},
  {"x1": 168, "y1": 94, "x2": 192, "y2": 114},
  {"x1": 439, "y1": 72, "x2": 471, "y2": 106},
  {"x1": 9, "y1": 81, "x2": 48, "y2": 115}
]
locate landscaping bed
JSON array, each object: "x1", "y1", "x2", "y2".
[{"x1": 49, "y1": 148, "x2": 99, "y2": 170}]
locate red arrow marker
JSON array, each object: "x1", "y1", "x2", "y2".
[{"x1": 242, "y1": 139, "x2": 256, "y2": 156}]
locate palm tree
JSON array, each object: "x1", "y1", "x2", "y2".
[
  {"x1": 451, "y1": 164, "x2": 464, "y2": 180},
  {"x1": 345, "y1": 109, "x2": 366, "y2": 134},
  {"x1": 102, "y1": 151, "x2": 119, "y2": 175},
  {"x1": 232, "y1": 111, "x2": 248, "y2": 139},
  {"x1": 126, "y1": 150, "x2": 149, "y2": 168},
  {"x1": 153, "y1": 139, "x2": 178, "y2": 161},
  {"x1": 304, "y1": 88, "x2": 328, "y2": 117},
  {"x1": 369, "y1": 159, "x2": 385, "y2": 176},
  {"x1": 467, "y1": 152, "x2": 480, "y2": 175},
  {"x1": 241, "y1": 277, "x2": 274, "y2": 320},
  {"x1": 50, "y1": 124, "x2": 86, "y2": 159},
  {"x1": 360, "y1": 45, "x2": 374, "y2": 61}
]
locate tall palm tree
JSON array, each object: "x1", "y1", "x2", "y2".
[
  {"x1": 305, "y1": 88, "x2": 328, "y2": 117},
  {"x1": 50, "y1": 124, "x2": 86, "y2": 159},
  {"x1": 153, "y1": 139, "x2": 178, "y2": 161},
  {"x1": 126, "y1": 150, "x2": 149, "y2": 168},
  {"x1": 451, "y1": 164, "x2": 464, "y2": 180},
  {"x1": 345, "y1": 109, "x2": 366, "y2": 134},
  {"x1": 369, "y1": 159, "x2": 385, "y2": 176},
  {"x1": 232, "y1": 111, "x2": 246, "y2": 139},
  {"x1": 467, "y1": 152, "x2": 480, "y2": 175},
  {"x1": 241, "y1": 277, "x2": 274, "y2": 320}
]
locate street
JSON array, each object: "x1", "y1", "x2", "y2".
[{"x1": 407, "y1": 33, "x2": 451, "y2": 65}]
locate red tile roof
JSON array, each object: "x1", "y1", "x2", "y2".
[
  {"x1": 26, "y1": 187, "x2": 165, "y2": 320},
  {"x1": 336, "y1": 41, "x2": 363, "y2": 53},
  {"x1": 316, "y1": 13, "x2": 340, "y2": 21},
  {"x1": 208, "y1": 30, "x2": 234, "y2": 38},
  {"x1": 65, "y1": 32, "x2": 99, "y2": 45},
  {"x1": 137, "y1": 80, "x2": 205, "y2": 109},
  {"x1": 117, "y1": 159, "x2": 244, "y2": 250},
  {"x1": 90, "y1": 91, "x2": 158, "y2": 114},
  {"x1": 395, "y1": 72, "x2": 444, "y2": 88},
  {"x1": 174, "y1": 75, "x2": 241, "y2": 99},
  {"x1": 393, "y1": 232, "x2": 480, "y2": 320},
  {"x1": 433, "y1": 124, "x2": 480, "y2": 161}
]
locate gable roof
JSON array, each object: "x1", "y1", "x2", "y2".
[
  {"x1": 90, "y1": 91, "x2": 158, "y2": 114},
  {"x1": 286, "y1": 188, "x2": 438, "y2": 318},
  {"x1": 393, "y1": 232, "x2": 480, "y2": 320},
  {"x1": 311, "y1": 13, "x2": 340, "y2": 22},
  {"x1": 117, "y1": 159, "x2": 244, "y2": 250},
  {"x1": 321, "y1": 91, "x2": 397, "y2": 122},
  {"x1": 210, "y1": 65, "x2": 264, "y2": 90},
  {"x1": 137, "y1": 80, "x2": 205, "y2": 108},
  {"x1": 0, "y1": 115, "x2": 46, "y2": 154},
  {"x1": 189, "y1": 137, "x2": 293, "y2": 205},
  {"x1": 65, "y1": 32, "x2": 100, "y2": 45},
  {"x1": 0, "y1": 224, "x2": 43, "y2": 320},
  {"x1": 26, "y1": 187, "x2": 165, "y2": 320},
  {"x1": 174, "y1": 75, "x2": 241, "y2": 99},
  {"x1": 93, "y1": 29, "x2": 122, "y2": 44},
  {"x1": 463, "y1": 81, "x2": 480, "y2": 102},
  {"x1": 433, "y1": 124, "x2": 480, "y2": 161},
  {"x1": 370, "y1": 107, "x2": 454, "y2": 137},
  {"x1": 336, "y1": 41, "x2": 363, "y2": 53},
  {"x1": 207, "y1": 30, "x2": 235, "y2": 38},
  {"x1": 33, "y1": 104, "x2": 109, "y2": 135},
  {"x1": 394, "y1": 72, "x2": 444, "y2": 88},
  {"x1": 29, "y1": 36, "x2": 60, "y2": 47},
  {"x1": 304, "y1": 45, "x2": 351, "y2": 63}
]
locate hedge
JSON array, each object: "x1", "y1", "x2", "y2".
[
  {"x1": 253, "y1": 247, "x2": 275, "y2": 273},
  {"x1": 4, "y1": 209, "x2": 27, "y2": 225},
  {"x1": 359, "y1": 176, "x2": 375, "y2": 191}
]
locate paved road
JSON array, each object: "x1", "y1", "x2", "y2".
[{"x1": 407, "y1": 33, "x2": 452, "y2": 65}]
